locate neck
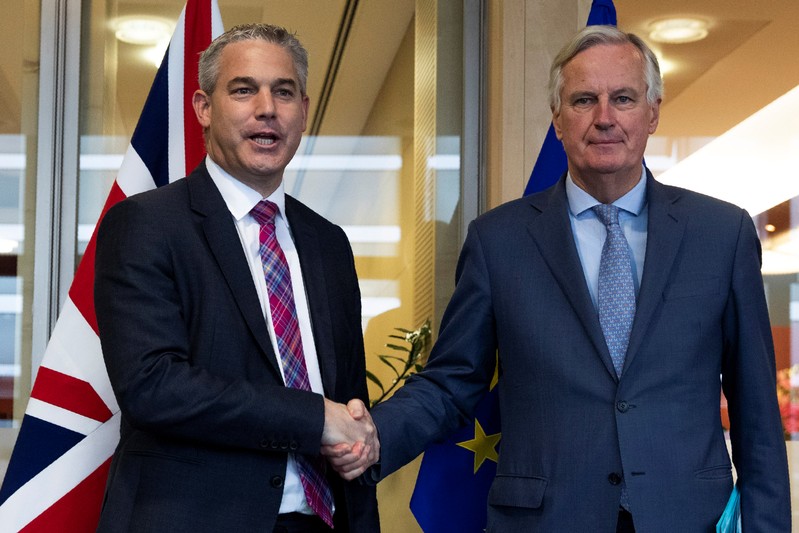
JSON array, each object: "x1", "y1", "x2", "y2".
[{"x1": 571, "y1": 169, "x2": 641, "y2": 204}]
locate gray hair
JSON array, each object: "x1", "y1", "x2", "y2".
[
  {"x1": 548, "y1": 25, "x2": 663, "y2": 111},
  {"x1": 198, "y1": 23, "x2": 309, "y2": 96}
]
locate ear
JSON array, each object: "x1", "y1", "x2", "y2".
[
  {"x1": 648, "y1": 98, "x2": 662, "y2": 135},
  {"x1": 192, "y1": 90, "x2": 212, "y2": 129},
  {"x1": 300, "y1": 94, "x2": 310, "y2": 132},
  {"x1": 552, "y1": 109, "x2": 564, "y2": 140}
]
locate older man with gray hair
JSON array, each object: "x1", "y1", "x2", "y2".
[{"x1": 327, "y1": 25, "x2": 791, "y2": 532}]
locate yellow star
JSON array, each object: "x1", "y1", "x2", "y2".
[{"x1": 457, "y1": 419, "x2": 501, "y2": 474}]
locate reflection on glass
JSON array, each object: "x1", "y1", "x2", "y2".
[
  {"x1": 0, "y1": 136, "x2": 25, "y2": 426},
  {"x1": 0, "y1": 0, "x2": 39, "y2": 432}
]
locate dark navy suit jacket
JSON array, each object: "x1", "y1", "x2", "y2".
[
  {"x1": 95, "y1": 162, "x2": 378, "y2": 532},
  {"x1": 371, "y1": 172, "x2": 790, "y2": 532}
]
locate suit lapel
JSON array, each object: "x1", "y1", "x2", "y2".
[
  {"x1": 624, "y1": 173, "x2": 686, "y2": 373},
  {"x1": 527, "y1": 179, "x2": 618, "y2": 378},
  {"x1": 285, "y1": 196, "x2": 337, "y2": 394},
  {"x1": 187, "y1": 164, "x2": 283, "y2": 378}
]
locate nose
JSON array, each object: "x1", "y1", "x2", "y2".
[
  {"x1": 255, "y1": 90, "x2": 276, "y2": 118},
  {"x1": 593, "y1": 98, "x2": 614, "y2": 130}
]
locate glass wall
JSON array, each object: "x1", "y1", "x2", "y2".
[{"x1": 0, "y1": 0, "x2": 40, "y2": 469}]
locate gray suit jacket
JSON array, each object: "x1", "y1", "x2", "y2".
[
  {"x1": 372, "y1": 172, "x2": 790, "y2": 532},
  {"x1": 95, "y1": 162, "x2": 378, "y2": 532}
]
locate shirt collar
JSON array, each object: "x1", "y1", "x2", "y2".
[
  {"x1": 205, "y1": 156, "x2": 288, "y2": 224},
  {"x1": 566, "y1": 165, "x2": 647, "y2": 217}
]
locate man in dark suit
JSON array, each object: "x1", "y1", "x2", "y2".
[
  {"x1": 327, "y1": 25, "x2": 791, "y2": 532},
  {"x1": 95, "y1": 24, "x2": 379, "y2": 533}
]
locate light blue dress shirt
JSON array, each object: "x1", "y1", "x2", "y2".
[{"x1": 566, "y1": 168, "x2": 648, "y2": 310}]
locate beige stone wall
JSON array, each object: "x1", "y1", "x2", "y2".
[{"x1": 486, "y1": 0, "x2": 591, "y2": 208}]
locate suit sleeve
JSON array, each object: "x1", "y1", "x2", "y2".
[
  {"x1": 94, "y1": 197, "x2": 325, "y2": 456},
  {"x1": 721, "y1": 210, "x2": 791, "y2": 531},
  {"x1": 370, "y1": 221, "x2": 497, "y2": 478}
]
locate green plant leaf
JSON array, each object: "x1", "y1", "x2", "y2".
[
  {"x1": 368, "y1": 319, "x2": 433, "y2": 406},
  {"x1": 379, "y1": 354, "x2": 408, "y2": 365},
  {"x1": 385, "y1": 343, "x2": 410, "y2": 352},
  {"x1": 365, "y1": 370, "x2": 385, "y2": 393}
]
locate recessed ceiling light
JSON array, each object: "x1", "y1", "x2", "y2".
[
  {"x1": 114, "y1": 16, "x2": 173, "y2": 46},
  {"x1": 649, "y1": 18, "x2": 708, "y2": 44}
]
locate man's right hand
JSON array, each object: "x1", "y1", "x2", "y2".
[{"x1": 320, "y1": 398, "x2": 380, "y2": 480}]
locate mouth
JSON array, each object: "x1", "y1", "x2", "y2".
[{"x1": 251, "y1": 132, "x2": 279, "y2": 146}]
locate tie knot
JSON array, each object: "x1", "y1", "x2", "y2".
[
  {"x1": 251, "y1": 199, "x2": 279, "y2": 227},
  {"x1": 592, "y1": 204, "x2": 620, "y2": 227}
]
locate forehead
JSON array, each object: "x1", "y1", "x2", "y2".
[
  {"x1": 562, "y1": 42, "x2": 646, "y2": 91},
  {"x1": 217, "y1": 39, "x2": 298, "y2": 81}
]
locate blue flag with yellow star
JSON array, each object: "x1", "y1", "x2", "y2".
[
  {"x1": 410, "y1": 2, "x2": 616, "y2": 531},
  {"x1": 409, "y1": 373, "x2": 500, "y2": 532}
]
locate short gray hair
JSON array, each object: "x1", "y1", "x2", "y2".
[
  {"x1": 198, "y1": 23, "x2": 309, "y2": 96},
  {"x1": 548, "y1": 25, "x2": 662, "y2": 111}
]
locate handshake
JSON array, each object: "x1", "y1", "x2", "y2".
[{"x1": 320, "y1": 398, "x2": 380, "y2": 480}]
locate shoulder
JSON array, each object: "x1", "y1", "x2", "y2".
[
  {"x1": 470, "y1": 183, "x2": 562, "y2": 237},
  {"x1": 651, "y1": 180, "x2": 749, "y2": 224},
  {"x1": 474, "y1": 196, "x2": 538, "y2": 229},
  {"x1": 104, "y1": 164, "x2": 219, "y2": 222},
  {"x1": 285, "y1": 195, "x2": 347, "y2": 238}
]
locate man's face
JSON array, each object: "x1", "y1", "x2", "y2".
[
  {"x1": 553, "y1": 42, "x2": 660, "y2": 191},
  {"x1": 193, "y1": 40, "x2": 309, "y2": 195}
]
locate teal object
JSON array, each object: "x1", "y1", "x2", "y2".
[{"x1": 716, "y1": 484, "x2": 742, "y2": 533}]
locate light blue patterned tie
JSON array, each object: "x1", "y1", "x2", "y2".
[
  {"x1": 593, "y1": 204, "x2": 635, "y2": 377},
  {"x1": 593, "y1": 204, "x2": 635, "y2": 512}
]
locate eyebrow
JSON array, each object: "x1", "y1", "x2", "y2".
[
  {"x1": 225, "y1": 76, "x2": 299, "y2": 89},
  {"x1": 609, "y1": 86, "x2": 641, "y2": 96},
  {"x1": 226, "y1": 76, "x2": 257, "y2": 89},
  {"x1": 566, "y1": 90, "x2": 597, "y2": 100},
  {"x1": 272, "y1": 77, "x2": 299, "y2": 90}
]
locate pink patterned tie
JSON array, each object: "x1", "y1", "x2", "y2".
[{"x1": 250, "y1": 199, "x2": 335, "y2": 528}]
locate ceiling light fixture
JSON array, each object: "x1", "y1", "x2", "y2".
[
  {"x1": 649, "y1": 18, "x2": 709, "y2": 44},
  {"x1": 114, "y1": 16, "x2": 173, "y2": 46}
]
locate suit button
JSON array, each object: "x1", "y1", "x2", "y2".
[
  {"x1": 270, "y1": 475, "x2": 284, "y2": 488},
  {"x1": 289, "y1": 441, "x2": 299, "y2": 451},
  {"x1": 259, "y1": 439, "x2": 270, "y2": 449},
  {"x1": 279, "y1": 442, "x2": 289, "y2": 451},
  {"x1": 608, "y1": 472, "x2": 622, "y2": 485},
  {"x1": 617, "y1": 401, "x2": 629, "y2": 413}
]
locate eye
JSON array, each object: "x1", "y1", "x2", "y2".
[
  {"x1": 275, "y1": 87, "x2": 294, "y2": 98},
  {"x1": 572, "y1": 96, "x2": 594, "y2": 107},
  {"x1": 232, "y1": 86, "x2": 254, "y2": 96}
]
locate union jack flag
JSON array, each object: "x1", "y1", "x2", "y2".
[{"x1": 0, "y1": 1, "x2": 223, "y2": 530}]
